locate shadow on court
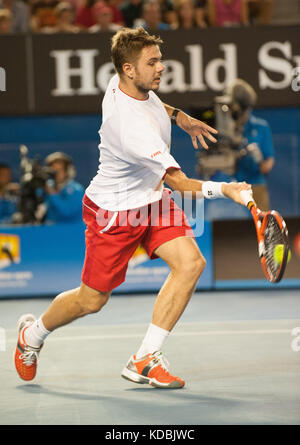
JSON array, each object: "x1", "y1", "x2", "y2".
[{"x1": 15, "y1": 382, "x2": 246, "y2": 425}]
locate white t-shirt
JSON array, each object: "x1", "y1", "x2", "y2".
[{"x1": 85, "y1": 74, "x2": 181, "y2": 211}]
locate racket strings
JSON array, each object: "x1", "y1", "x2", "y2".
[{"x1": 264, "y1": 215, "x2": 283, "y2": 279}]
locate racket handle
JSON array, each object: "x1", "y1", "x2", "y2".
[{"x1": 240, "y1": 189, "x2": 255, "y2": 208}]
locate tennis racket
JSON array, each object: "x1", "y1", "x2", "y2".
[{"x1": 240, "y1": 190, "x2": 289, "y2": 283}]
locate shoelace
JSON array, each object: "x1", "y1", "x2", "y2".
[
  {"x1": 19, "y1": 348, "x2": 39, "y2": 366},
  {"x1": 153, "y1": 352, "x2": 170, "y2": 373}
]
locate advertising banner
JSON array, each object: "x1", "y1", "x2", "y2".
[
  {"x1": 0, "y1": 26, "x2": 299, "y2": 115},
  {"x1": 0, "y1": 214, "x2": 298, "y2": 298},
  {"x1": 0, "y1": 216, "x2": 213, "y2": 298},
  {"x1": 0, "y1": 36, "x2": 29, "y2": 115}
]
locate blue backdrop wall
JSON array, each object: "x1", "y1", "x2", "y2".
[{"x1": 1, "y1": 106, "x2": 299, "y2": 217}]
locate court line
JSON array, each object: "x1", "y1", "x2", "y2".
[
  {"x1": 5, "y1": 328, "x2": 293, "y2": 344},
  {"x1": 50, "y1": 328, "x2": 294, "y2": 342}
]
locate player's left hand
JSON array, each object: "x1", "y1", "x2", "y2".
[{"x1": 177, "y1": 112, "x2": 218, "y2": 150}]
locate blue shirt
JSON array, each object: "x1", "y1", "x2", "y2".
[
  {"x1": 235, "y1": 114, "x2": 275, "y2": 185},
  {"x1": 142, "y1": 23, "x2": 171, "y2": 31},
  {"x1": 45, "y1": 180, "x2": 84, "y2": 224},
  {"x1": 0, "y1": 196, "x2": 17, "y2": 224}
]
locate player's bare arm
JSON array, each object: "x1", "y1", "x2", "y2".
[
  {"x1": 164, "y1": 167, "x2": 251, "y2": 206},
  {"x1": 163, "y1": 103, "x2": 218, "y2": 150}
]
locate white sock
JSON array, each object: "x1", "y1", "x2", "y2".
[
  {"x1": 24, "y1": 317, "x2": 50, "y2": 348},
  {"x1": 135, "y1": 323, "x2": 170, "y2": 359}
]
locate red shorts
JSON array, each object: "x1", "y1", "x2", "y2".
[{"x1": 81, "y1": 189, "x2": 193, "y2": 292}]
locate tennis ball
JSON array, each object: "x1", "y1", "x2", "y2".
[{"x1": 273, "y1": 244, "x2": 291, "y2": 264}]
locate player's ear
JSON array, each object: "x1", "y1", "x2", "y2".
[{"x1": 123, "y1": 63, "x2": 134, "y2": 80}]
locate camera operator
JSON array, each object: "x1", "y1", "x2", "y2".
[
  {"x1": 44, "y1": 152, "x2": 84, "y2": 223},
  {"x1": 0, "y1": 163, "x2": 18, "y2": 224},
  {"x1": 228, "y1": 79, "x2": 275, "y2": 211}
]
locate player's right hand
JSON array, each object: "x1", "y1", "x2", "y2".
[{"x1": 222, "y1": 182, "x2": 252, "y2": 206}]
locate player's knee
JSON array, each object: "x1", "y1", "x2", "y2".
[
  {"x1": 174, "y1": 252, "x2": 206, "y2": 281},
  {"x1": 191, "y1": 255, "x2": 206, "y2": 279},
  {"x1": 78, "y1": 290, "x2": 110, "y2": 315}
]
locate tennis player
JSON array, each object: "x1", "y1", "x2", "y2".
[{"x1": 15, "y1": 27, "x2": 251, "y2": 388}]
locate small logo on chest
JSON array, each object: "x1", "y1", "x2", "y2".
[{"x1": 151, "y1": 150, "x2": 162, "y2": 159}]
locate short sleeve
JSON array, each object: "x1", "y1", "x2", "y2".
[{"x1": 122, "y1": 122, "x2": 181, "y2": 178}]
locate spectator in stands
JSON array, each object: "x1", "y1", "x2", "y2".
[
  {"x1": 0, "y1": 0, "x2": 29, "y2": 33},
  {"x1": 173, "y1": 0, "x2": 200, "y2": 29},
  {"x1": 30, "y1": 0, "x2": 58, "y2": 33},
  {"x1": 52, "y1": 2, "x2": 80, "y2": 32},
  {"x1": 0, "y1": 8, "x2": 12, "y2": 33},
  {"x1": 89, "y1": 2, "x2": 121, "y2": 31},
  {"x1": 0, "y1": 164, "x2": 17, "y2": 224},
  {"x1": 194, "y1": 0, "x2": 207, "y2": 27},
  {"x1": 106, "y1": 0, "x2": 125, "y2": 25},
  {"x1": 157, "y1": 0, "x2": 177, "y2": 28},
  {"x1": 248, "y1": 0, "x2": 273, "y2": 25},
  {"x1": 75, "y1": 0, "x2": 96, "y2": 29},
  {"x1": 207, "y1": 0, "x2": 249, "y2": 27},
  {"x1": 44, "y1": 152, "x2": 84, "y2": 223},
  {"x1": 141, "y1": 0, "x2": 171, "y2": 31},
  {"x1": 120, "y1": 0, "x2": 144, "y2": 28}
]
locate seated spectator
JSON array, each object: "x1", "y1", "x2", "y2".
[
  {"x1": 207, "y1": 0, "x2": 249, "y2": 27},
  {"x1": 120, "y1": 0, "x2": 144, "y2": 28},
  {"x1": 89, "y1": 2, "x2": 121, "y2": 31},
  {"x1": 157, "y1": 0, "x2": 177, "y2": 28},
  {"x1": 0, "y1": 0, "x2": 29, "y2": 33},
  {"x1": 52, "y1": 2, "x2": 80, "y2": 32},
  {"x1": 0, "y1": 164, "x2": 18, "y2": 224},
  {"x1": 44, "y1": 152, "x2": 84, "y2": 224},
  {"x1": 30, "y1": 0, "x2": 58, "y2": 33},
  {"x1": 173, "y1": 0, "x2": 199, "y2": 29},
  {"x1": 0, "y1": 8, "x2": 12, "y2": 33},
  {"x1": 195, "y1": 0, "x2": 207, "y2": 27},
  {"x1": 248, "y1": 0, "x2": 273, "y2": 25},
  {"x1": 75, "y1": 0, "x2": 96, "y2": 29},
  {"x1": 64, "y1": 0, "x2": 81, "y2": 13},
  {"x1": 106, "y1": 0, "x2": 125, "y2": 25},
  {"x1": 141, "y1": 0, "x2": 171, "y2": 31}
]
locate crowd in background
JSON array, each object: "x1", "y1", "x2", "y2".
[{"x1": 1, "y1": 0, "x2": 297, "y2": 35}]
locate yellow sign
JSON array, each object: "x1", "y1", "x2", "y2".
[
  {"x1": 129, "y1": 245, "x2": 149, "y2": 268},
  {"x1": 0, "y1": 234, "x2": 20, "y2": 269}
]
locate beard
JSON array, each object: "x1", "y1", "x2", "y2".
[{"x1": 134, "y1": 69, "x2": 160, "y2": 94}]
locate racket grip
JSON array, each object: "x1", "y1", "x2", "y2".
[{"x1": 240, "y1": 189, "x2": 254, "y2": 207}]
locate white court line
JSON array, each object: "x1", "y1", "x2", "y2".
[
  {"x1": 5, "y1": 328, "x2": 292, "y2": 344},
  {"x1": 47, "y1": 329, "x2": 292, "y2": 342}
]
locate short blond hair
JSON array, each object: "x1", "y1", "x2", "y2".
[{"x1": 111, "y1": 27, "x2": 163, "y2": 76}]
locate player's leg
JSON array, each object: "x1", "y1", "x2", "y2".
[
  {"x1": 136, "y1": 236, "x2": 205, "y2": 357},
  {"x1": 151, "y1": 236, "x2": 205, "y2": 330},
  {"x1": 40, "y1": 282, "x2": 111, "y2": 332},
  {"x1": 121, "y1": 236, "x2": 205, "y2": 388},
  {"x1": 15, "y1": 283, "x2": 111, "y2": 381}
]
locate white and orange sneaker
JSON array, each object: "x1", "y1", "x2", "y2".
[
  {"x1": 121, "y1": 351, "x2": 185, "y2": 389},
  {"x1": 14, "y1": 314, "x2": 42, "y2": 381}
]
